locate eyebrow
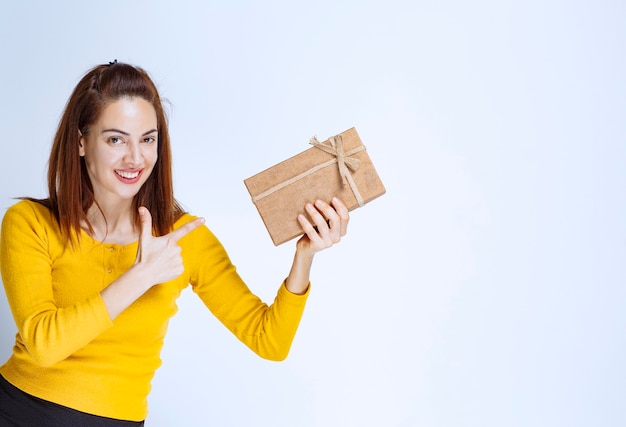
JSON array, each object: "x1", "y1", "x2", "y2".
[{"x1": 101, "y1": 128, "x2": 158, "y2": 136}]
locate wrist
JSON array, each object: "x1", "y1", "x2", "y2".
[
  {"x1": 294, "y1": 240, "x2": 317, "y2": 260},
  {"x1": 126, "y1": 262, "x2": 153, "y2": 292},
  {"x1": 285, "y1": 247, "x2": 314, "y2": 295}
]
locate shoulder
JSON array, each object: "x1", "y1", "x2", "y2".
[
  {"x1": 173, "y1": 213, "x2": 215, "y2": 241},
  {"x1": 1, "y1": 200, "x2": 60, "y2": 247},
  {"x1": 3, "y1": 199, "x2": 55, "y2": 225},
  {"x1": 173, "y1": 213, "x2": 229, "y2": 254}
]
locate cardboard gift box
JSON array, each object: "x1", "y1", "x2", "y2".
[{"x1": 244, "y1": 127, "x2": 386, "y2": 245}]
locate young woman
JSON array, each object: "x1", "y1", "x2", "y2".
[{"x1": 0, "y1": 61, "x2": 349, "y2": 425}]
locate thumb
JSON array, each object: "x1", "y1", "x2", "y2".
[{"x1": 138, "y1": 206, "x2": 153, "y2": 244}]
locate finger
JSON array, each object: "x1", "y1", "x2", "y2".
[
  {"x1": 316, "y1": 199, "x2": 349, "y2": 242},
  {"x1": 134, "y1": 240, "x2": 142, "y2": 264},
  {"x1": 331, "y1": 197, "x2": 350, "y2": 236},
  {"x1": 312, "y1": 200, "x2": 338, "y2": 240},
  {"x1": 168, "y1": 217, "x2": 205, "y2": 242},
  {"x1": 306, "y1": 202, "x2": 332, "y2": 241},
  {"x1": 138, "y1": 206, "x2": 153, "y2": 244},
  {"x1": 135, "y1": 206, "x2": 152, "y2": 263},
  {"x1": 298, "y1": 213, "x2": 324, "y2": 246}
]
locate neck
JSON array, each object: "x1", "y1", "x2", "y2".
[{"x1": 84, "y1": 199, "x2": 139, "y2": 245}]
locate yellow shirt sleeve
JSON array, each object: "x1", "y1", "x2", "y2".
[
  {"x1": 182, "y1": 218, "x2": 309, "y2": 361},
  {"x1": 0, "y1": 201, "x2": 113, "y2": 367}
]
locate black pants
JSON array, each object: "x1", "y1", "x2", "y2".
[{"x1": 0, "y1": 374, "x2": 144, "y2": 426}]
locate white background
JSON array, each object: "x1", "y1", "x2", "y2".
[{"x1": 0, "y1": 1, "x2": 624, "y2": 426}]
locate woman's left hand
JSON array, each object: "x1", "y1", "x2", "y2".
[{"x1": 296, "y1": 197, "x2": 349, "y2": 255}]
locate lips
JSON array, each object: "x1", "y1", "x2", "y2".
[{"x1": 115, "y1": 169, "x2": 143, "y2": 183}]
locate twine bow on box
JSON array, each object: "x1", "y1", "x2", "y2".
[
  {"x1": 251, "y1": 133, "x2": 366, "y2": 207},
  {"x1": 309, "y1": 134, "x2": 365, "y2": 207}
]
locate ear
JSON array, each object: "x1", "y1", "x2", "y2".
[{"x1": 78, "y1": 130, "x2": 85, "y2": 157}]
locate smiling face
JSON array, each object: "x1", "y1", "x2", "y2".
[{"x1": 79, "y1": 97, "x2": 158, "y2": 207}]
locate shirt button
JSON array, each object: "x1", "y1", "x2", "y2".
[
  {"x1": 108, "y1": 247, "x2": 114, "y2": 252},
  {"x1": 106, "y1": 268, "x2": 112, "y2": 274}
]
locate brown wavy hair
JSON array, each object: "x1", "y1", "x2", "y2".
[{"x1": 31, "y1": 61, "x2": 184, "y2": 245}]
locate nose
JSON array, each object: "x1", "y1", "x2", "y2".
[{"x1": 124, "y1": 141, "x2": 142, "y2": 166}]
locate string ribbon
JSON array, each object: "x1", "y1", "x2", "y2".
[{"x1": 251, "y1": 133, "x2": 365, "y2": 206}]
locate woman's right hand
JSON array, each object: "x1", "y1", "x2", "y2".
[
  {"x1": 101, "y1": 207, "x2": 205, "y2": 320},
  {"x1": 135, "y1": 206, "x2": 205, "y2": 286}
]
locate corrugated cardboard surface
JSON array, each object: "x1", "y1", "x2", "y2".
[{"x1": 244, "y1": 127, "x2": 386, "y2": 245}]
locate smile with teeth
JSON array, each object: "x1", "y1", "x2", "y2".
[{"x1": 115, "y1": 170, "x2": 141, "y2": 179}]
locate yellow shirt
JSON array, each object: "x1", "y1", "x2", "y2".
[{"x1": 0, "y1": 200, "x2": 308, "y2": 421}]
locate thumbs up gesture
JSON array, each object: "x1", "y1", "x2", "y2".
[{"x1": 135, "y1": 206, "x2": 205, "y2": 285}]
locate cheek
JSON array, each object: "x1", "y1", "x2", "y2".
[
  {"x1": 150, "y1": 149, "x2": 158, "y2": 165},
  {"x1": 82, "y1": 156, "x2": 97, "y2": 176},
  {"x1": 144, "y1": 147, "x2": 159, "y2": 169}
]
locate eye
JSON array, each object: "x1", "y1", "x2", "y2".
[
  {"x1": 143, "y1": 136, "x2": 157, "y2": 144},
  {"x1": 108, "y1": 136, "x2": 124, "y2": 146}
]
